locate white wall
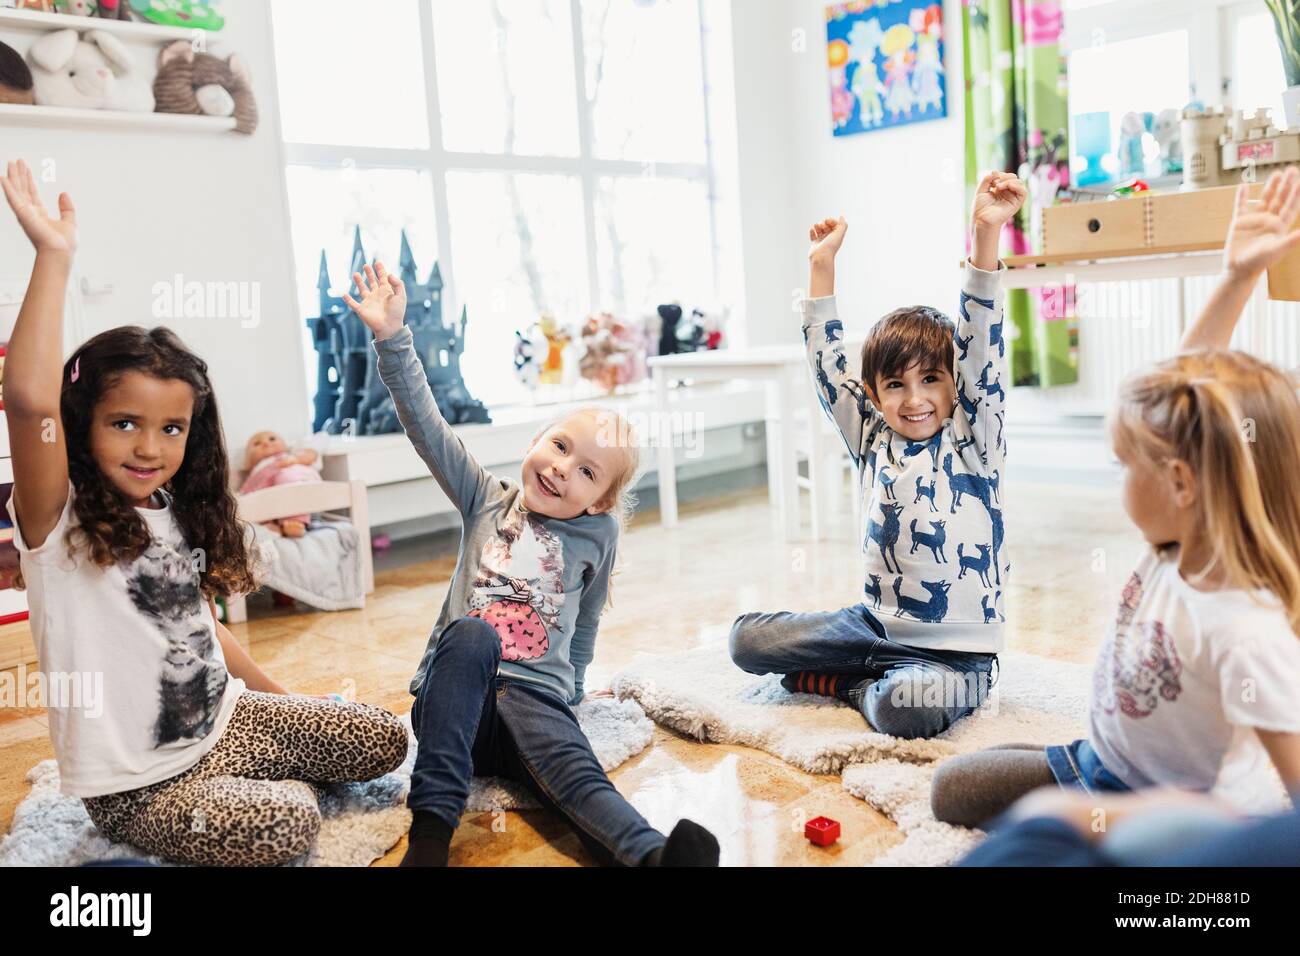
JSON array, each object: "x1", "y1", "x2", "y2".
[
  {"x1": 0, "y1": 0, "x2": 304, "y2": 453},
  {"x1": 728, "y1": 0, "x2": 969, "y2": 347}
]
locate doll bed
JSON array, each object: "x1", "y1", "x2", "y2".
[{"x1": 226, "y1": 480, "x2": 375, "y2": 625}]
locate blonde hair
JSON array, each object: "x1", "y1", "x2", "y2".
[
  {"x1": 1110, "y1": 350, "x2": 1300, "y2": 633},
  {"x1": 529, "y1": 406, "x2": 642, "y2": 609}
]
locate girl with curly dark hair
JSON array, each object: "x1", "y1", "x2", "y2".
[{"x1": 1, "y1": 159, "x2": 407, "y2": 865}]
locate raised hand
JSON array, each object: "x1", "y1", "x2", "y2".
[
  {"x1": 342, "y1": 261, "x2": 406, "y2": 341},
  {"x1": 808, "y1": 216, "x2": 848, "y2": 263},
  {"x1": 971, "y1": 170, "x2": 1027, "y2": 232},
  {"x1": 0, "y1": 159, "x2": 77, "y2": 255},
  {"x1": 1224, "y1": 167, "x2": 1300, "y2": 280}
]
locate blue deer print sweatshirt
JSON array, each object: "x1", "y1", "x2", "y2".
[{"x1": 802, "y1": 261, "x2": 1008, "y2": 653}]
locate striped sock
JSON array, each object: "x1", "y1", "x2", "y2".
[{"x1": 780, "y1": 672, "x2": 862, "y2": 701}]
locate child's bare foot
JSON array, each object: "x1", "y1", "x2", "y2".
[{"x1": 280, "y1": 519, "x2": 306, "y2": 538}]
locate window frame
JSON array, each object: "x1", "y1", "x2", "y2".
[{"x1": 279, "y1": 0, "x2": 726, "y2": 401}]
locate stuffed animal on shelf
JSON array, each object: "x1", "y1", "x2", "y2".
[
  {"x1": 96, "y1": 0, "x2": 131, "y2": 19},
  {"x1": 537, "y1": 313, "x2": 570, "y2": 386},
  {"x1": 578, "y1": 312, "x2": 646, "y2": 393},
  {"x1": 239, "y1": 431, "x2": 321, "y2": 538},
  {"x1": 27, "y1": 28, "x2": 154, "y2": 111},
  {"x1": 129, "y1": 0, "x2": 223, "y2": 31},
  {"x1": 55, "y1": 0, "x2": 99, "y2": 16},
  {"x1": 153, "y1": 38, "x2": 257, "y2": 133},
  {"x1": 656, "y1": 303, "x2": 683, "y2": 356},
  {"x1": 513, "y1": 324, "x2": 547, "y2": 391},
  {"x1": 0, "y1": 40, "x2": 34, "y2": 105}
]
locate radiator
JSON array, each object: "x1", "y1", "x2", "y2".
[{"x1": 1012, "y1": 275, "x2": 1298, "y2": 416}]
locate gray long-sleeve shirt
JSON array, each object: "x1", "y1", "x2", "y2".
[{"x1": 374, "y1": 326, "x2": 618, "y2": 705}]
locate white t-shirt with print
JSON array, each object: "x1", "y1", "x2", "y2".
[
  {"x1": 1088, "y1": 548, "x2": 1300, "y2": 813},
  {"x1": 7, "y1": 484, "x2": 243, "y2": 797}
]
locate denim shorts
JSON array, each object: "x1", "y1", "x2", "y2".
[{"x1": 1045, "y1": 738, "x2": 1130, "y2": 793}]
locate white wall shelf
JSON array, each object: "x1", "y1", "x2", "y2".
[
  {"x1": 0, "y1": 7, "x2": 223, "y2": 43},
  {"x1": 0, "y1": 102, "x2": 235, "y2": 132}
]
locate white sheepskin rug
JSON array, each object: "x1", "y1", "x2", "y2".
[
  {"x1": 0, "y1": 696, "x2": 654, "y2": 867},
  {"x1": 613, "y1": 634, "x2": 1089, "y2": 866}
]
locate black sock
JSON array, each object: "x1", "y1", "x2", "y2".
[
  {"x1": 642, "y1": 819, "x2": 720, "y2": 867},
  {"x1": 400, "y1": 810, "x2": 455, "y2": 867}
]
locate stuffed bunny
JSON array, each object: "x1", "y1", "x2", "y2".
[
  {"x1": 27, "y1": 28, "x2": 154, "y2": 112},
  {"x1": 153, "y1": 39, "x2": 258, "y2": 134}
]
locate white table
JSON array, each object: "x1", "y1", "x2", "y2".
[{"x1": 648, "y1": 344, "x2": 838, "y2": 539}]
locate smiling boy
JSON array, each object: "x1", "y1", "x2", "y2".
[{"x1": 729, "y1": 171, "x2": 1026, "y2": 739}]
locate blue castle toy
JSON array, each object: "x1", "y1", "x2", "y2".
[{"x1": 308, "y1": 227, "x2": 490, "y2": 435}]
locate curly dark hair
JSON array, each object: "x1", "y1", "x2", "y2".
[{"x1": 55, "y1": 326, "x2": 256, "y2": 599}]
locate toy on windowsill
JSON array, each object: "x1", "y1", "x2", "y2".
[
  {"x1": 1153, "y1": 107, "x2": 1182, "y2": 175},
  {"x1": 129, "y1": 0, "x2": 223, "y2": 31},
  {"x1": 1117, "y1": 111, "x2": 1152, "y2": 178},
  {"x1": 308, "y1": 228, "x2": 490, "y2": 435},
  {"x1": 578, "y1": 312, "x2": 646, "y2": 393},
  {"x1": 537, "y1": 313, "x2": 570, "y2": 386},
  {"x1": 654, "y1": 303, "x2": 683, "y2": 356},
  {"x1": 154, "y1": 38, "x2": 258, "y2": 134},
  {"x1": 239, "y1": 431, "x2": 321, "y2": 539},
  {"x1": 805, "y1": 816, "x2": 841, "y2": 847},
  {"x1": 28, "y1": 28, "x2": 155, "y2": 111},
  {"x1": 512, "y1": 325, "x2": 545, "y2": 390},
  {"x1": 0, "y1": 40, "x2": 33, "y2": 105}
]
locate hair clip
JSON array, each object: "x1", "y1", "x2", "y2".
[{"x1": 70, "y1": 357, "x2": 80, "y2": 383}]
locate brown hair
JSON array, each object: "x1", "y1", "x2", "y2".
[
  {"x1": 32, "y1": 326, "x2": 257, "y2": 599},
  {"x1": 1110, "y1": 350, "x2": 1300, "y2": 633},
  {"x1": 860, "y1": 305, "x2": 956, "y2": 397}
]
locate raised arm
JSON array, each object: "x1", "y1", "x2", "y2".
[
  {"x1": 955, "y1": 172, "x2": 1023, "y2": 464},
  {"x1": 803, "y1": 216, "x2": 876, "y2": 464},
  {"x1": 1, "y1": 160, "x2": 76, "y2": 550},
  {"x1": 346, "y1": 262, "x2": 495, "y2": 515},
  {"x1": 1182, "y1": 168, "x2": 1300, "y2": 352}
]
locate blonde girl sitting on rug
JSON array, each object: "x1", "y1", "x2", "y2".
[{"x1": 931, "y1": 169, "x2": 1300, "y2": 826}]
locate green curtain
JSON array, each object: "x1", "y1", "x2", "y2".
[{"x1": 963, "y1": 0, "x2": 1077, "y2": 387}]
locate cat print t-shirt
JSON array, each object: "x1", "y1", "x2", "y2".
[
  {"x1": 375, "y1": 326, "x2": 617, "y2": 706},
  {"x1": 8, "y1": 485, "x2": 243, "y2": 798},
  {"x1": 1088, "y1": 549, "x2": 1300, "y2": 813}
]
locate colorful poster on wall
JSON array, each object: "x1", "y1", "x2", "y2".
[{"x1": 826, "y1": 0, "x2": 947, "y2": 136}]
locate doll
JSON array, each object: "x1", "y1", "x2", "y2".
[{"x1": 239, "y1": 431, "x2": 321, "y2": 538}]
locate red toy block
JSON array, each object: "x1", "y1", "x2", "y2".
[{"x1": 805, "y1": 816, "x2": 841, "y2": 847}]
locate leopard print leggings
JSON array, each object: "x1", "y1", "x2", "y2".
[{"x1": 82, "y1": 691, "x2": 409, "y2": 867}]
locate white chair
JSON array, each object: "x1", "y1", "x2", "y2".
[
  {"x1": 790, "y1": 393, "x2": 858, "y2": 541},
  {"x1": 225, "y1": 479, "x2": 375, "y2": 625}
]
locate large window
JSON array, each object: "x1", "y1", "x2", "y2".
[
  {"x1": 271, "y1": 0, "x2": 728, "y2": 410},
  {"x1": 1061, "y1": 0, "x2": 1292, "y2": 186}
]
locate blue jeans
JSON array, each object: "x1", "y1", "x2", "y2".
[
  {"x1": 408, "y1": 617, "x2": 665, "y2": 866},
  {"x1": 729, "y1": 603, "x2": 996, "y2": 739},
  {"x1": 1045, "y1": 738, "x2": 1131, "y2": 793}
]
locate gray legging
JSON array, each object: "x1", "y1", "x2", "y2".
[{"x1": 930, "y1": 743, "x2": 1055, "y2": 827}]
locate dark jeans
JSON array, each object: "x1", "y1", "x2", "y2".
[
  {"x1": 959, "y1": 805, "x2": 1300, "y2": 867},
  {"x1": 408, "y1": 617, "x2": 665, "y2": 866},
  {"x1": 729, "y1": 603, "x2": 997, "y2": 739}
]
